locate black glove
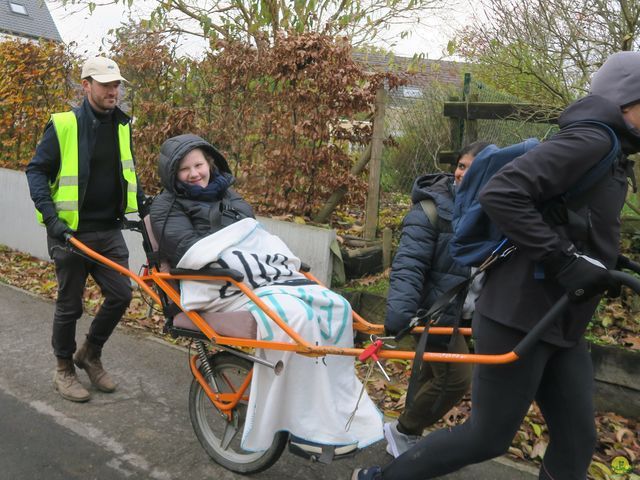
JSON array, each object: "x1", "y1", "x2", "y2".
[
  {"x1": 44, "y1": 216, "x2": 71, "y2": 241},
  {"x1": 138, "y1": 195, "x2": 152, "y2": 219},
  {"x1": 545, "y1": 251, "x2": 619, "y2": 302}
]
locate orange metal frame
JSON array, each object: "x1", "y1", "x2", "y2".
[{"x1": 69, "y1": 236, "x2": 520, "y2": 416}]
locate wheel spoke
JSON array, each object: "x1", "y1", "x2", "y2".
[{"x1": 221, "y1": 419, "x2": 240, "y2": 450}]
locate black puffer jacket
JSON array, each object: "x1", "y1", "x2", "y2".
[
  {"x1": 477, "y1": 94, "x2": 640, "y2": 345},
  {"x1": 385, "y1": 173, "x2": 471, "y2": 336},
  {"x1": 149, "y1": 134, "x2": 254, "y2": 267}
]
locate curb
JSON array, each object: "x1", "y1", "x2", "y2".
[{"x1": 491, "y1": 455, "x2": 539, "y2": 478}]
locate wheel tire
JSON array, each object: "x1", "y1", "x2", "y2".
[{"x1": 188, "y1": 352, "x2": 288, "y2": 474}]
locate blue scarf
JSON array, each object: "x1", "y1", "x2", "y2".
[{"x1": 177, "y1": 172, "x2": 234, "y2": 201}]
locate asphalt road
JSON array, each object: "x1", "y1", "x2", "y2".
[{"x1": 0, "y1": 282, "x2": 537, "y2": 479}]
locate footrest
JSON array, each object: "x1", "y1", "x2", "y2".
[{"x1": 288, "y1": 436, "x2": 357, "y2": 464}]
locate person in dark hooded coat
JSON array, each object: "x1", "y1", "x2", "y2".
[
  {"x1": 353, "y1": 51, "x2": 640, "y2": 480},
  {"x1": 150, "y1": 134, "x2": 384, "y2": 455},
  {"x1": 383, "y1": 142, "x2": 489, "y2": 459},
  {"x1": 150, "y1": 134, "x2": 254, "y2": 266}
]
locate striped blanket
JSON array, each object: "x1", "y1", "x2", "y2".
[{"x1": 177, "y1": 218, "x2": 383, "y2": 451}]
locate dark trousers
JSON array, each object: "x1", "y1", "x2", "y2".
[
  {"x1": 382, "y1": 313, "x2": 596, "y2": 480},
  {"x1": 398, "y1": 334, "x2": 472, "y2": 434},
  {"x1": 48, "y1": 229, "x2": 132, "y2": 359}
]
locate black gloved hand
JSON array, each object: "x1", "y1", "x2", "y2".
[
  {"x1": 44, "y1": 216, "x2": 71, "y2": 241},
  {"x1": 546, "y1": 252, "x2": 619, "y2": 302},
  {"x1": 137, "y1": 195, "x2": 152, "y2": 219}
]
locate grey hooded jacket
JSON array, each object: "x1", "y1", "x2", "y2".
[
  {"x1": 149, "y1": 134, "x2": 254, "y2": 267},
  {"x1": 385, "y1": 173, "x2": 471, "y2": 337}
]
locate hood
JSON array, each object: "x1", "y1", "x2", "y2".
[
  {"x1": 411, "y1": 173, "x2": 455, "y2": 220},
  {"x1": 558, "y1": 94, "x2": 640, "y2": 155},
  {"x1": 157, "y1": 134, "x2": 232, "y2": 193},
  {"x1": 590, "y1": 52, "x2": 640, "y2": 108}
]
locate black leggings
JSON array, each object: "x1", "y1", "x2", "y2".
[{"x1": 382, "y1": 314, "x2": 597, "y2": 480}]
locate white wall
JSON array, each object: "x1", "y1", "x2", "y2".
[{"x1": 1, "y1": 168, "x2": 335, "y2": 285}]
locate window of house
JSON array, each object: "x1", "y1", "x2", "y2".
[{"x1": 9, "y1": 1, "x2": 28, "y2": 15}]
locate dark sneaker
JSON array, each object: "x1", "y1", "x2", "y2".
[
  {"x1": 384, "y1": 420, "x2": 421, "y2": 458},
  {"x1": 351, "y1": 466, "x2": 382, "y2": 480}
]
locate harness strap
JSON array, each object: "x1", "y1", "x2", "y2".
[{"x1": 404, "y1": 322, "x2": 431, "y2": 410}]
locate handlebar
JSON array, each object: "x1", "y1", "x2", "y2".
[
  {"x1": 513, "y1": 270, "x2": 640, "y2": 358},
  {"x1": 611, "y1": 270, "x2": 640, "y2": 293}
]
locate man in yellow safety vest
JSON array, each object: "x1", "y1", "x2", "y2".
[{"x1": 26, "y1": 56, "x2": 146, "y2": 402}]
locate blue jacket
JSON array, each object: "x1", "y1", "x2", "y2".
[{"x1": 385, "y1": 173, "x2": 471, "y2": 337}]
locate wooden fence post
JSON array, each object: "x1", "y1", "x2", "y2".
[
  {"x1": 364, "y1": 86, "x2": 387, "y2": 240},
  {"x1": 313, "y1": 144, "x2": 372, "y2": 223},
  {"x1": 465, "y1": 93, "x2": 479, "y2": 144},
  {"x1": 448, "y1": 95, "x2": 462, "y2": 154},
  {"x1": 382, "y1": 227, "x2": 392, "y2": 270}
]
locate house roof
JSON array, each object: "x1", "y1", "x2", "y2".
[
  {"x1": 352, "y1": 51, "x2": 465, "y2": 89},
  {"x1": 0, "y1": 0, "x2": 62, "y2": 42}
]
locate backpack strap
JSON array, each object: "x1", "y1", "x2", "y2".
[
  {"x1": 562, "y1": 120, "x2": 621, "y2": 201},
  {"x1": 419, "y1": 199, "x2": 438, "y2": 227}
]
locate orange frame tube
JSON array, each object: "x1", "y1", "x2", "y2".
[
  {"x1": 189, "y1": 354, "x2": 252, "y2": 419},
  {"x1": 69, "y1": 236, "x2": 520, "y2": 366}
]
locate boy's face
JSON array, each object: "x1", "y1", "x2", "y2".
[
  {"x1": 177, "y1": 149, "x2": 210, "y2": 188},
  {"x1": 454, "y1": 153, "x2": 474, "y2": 185},
  {"x1": 622, "y1": 102, "x2": 640, "y2": 130}
]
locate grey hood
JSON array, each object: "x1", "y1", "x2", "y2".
[
  {"x1": 157, "y1": 134, "x2": 232, "y2": 193},
  {"x1": 590, "y1": 51, "x2": 640, "y2": 108}
]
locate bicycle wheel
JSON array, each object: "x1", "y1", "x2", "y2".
[{"x1": 188, "y1": 351, "x2": 288, "y2": 474}]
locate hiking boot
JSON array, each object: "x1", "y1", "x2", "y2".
[
  {"x1": 383, "y1": 420, "x2": 421, "y2": 458},
  {"x1": 74, "y1": 339, "x2": 117, "y2": 392},
  {"x1": 54, "y1": 358, "x2": 90, "y2": 402},
  {"x1": 351, "y1": 466, "x2": 382, "y2": 480}
]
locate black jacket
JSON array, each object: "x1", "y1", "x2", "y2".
[
  {"x1": 386, "y1": 174, "x2": 471, "y2": 336},
  {"x1": 476, "y1": 94, "x2": 640, "y2": 345},
  {"x1": 149, "y1": 134, "x2": 255, "y2": 267},
  {"x1": 26, "y1": 97, "x2": 145, "y2": 224}
]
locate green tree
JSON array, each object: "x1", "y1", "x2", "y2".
[
  {"x1": 63, "y1": 0, "x2": 447, "y2": 51},
  {"x1": 451, "y1": 0, "x2": 640, "y2": 106}
]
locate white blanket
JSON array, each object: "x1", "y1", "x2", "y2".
[{"x1": 177, "y1": 218, "x2": 383, "y2": 451}]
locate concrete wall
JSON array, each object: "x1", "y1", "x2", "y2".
[{"x1": 1, "y1": 168, "x2": 335, "y2": 285}]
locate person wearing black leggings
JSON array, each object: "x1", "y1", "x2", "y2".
[
  {"x1": 352, "y1": 51, "x2": 640, "y2": 480},
  {"x1": 380, "y1": 316, "x2": 596, "y2": 479}
]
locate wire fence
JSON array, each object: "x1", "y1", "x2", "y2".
[{"x1": 380, "y1": 74, "x2": 558, "y2": 197}]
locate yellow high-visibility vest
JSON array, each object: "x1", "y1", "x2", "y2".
[{"x1": 36, "y1": 111, "x2": 138, "y2": 230}]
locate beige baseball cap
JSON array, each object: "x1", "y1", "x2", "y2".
[{"x1": 81, "y1": 56, "x2": 128, "y2": 83}]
